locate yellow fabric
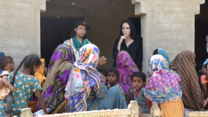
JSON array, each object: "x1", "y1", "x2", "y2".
[
  {"x1": 28, "y1": 101, "x2": 38, "y2": 113},
  {"x1": 160, "y1": 99, "x2": 184, "y2": 117},
  {"x1": 0, "y1": 71, "x2": 10, "y2": 100},
  {"x1": 35, "y1": 59, "x2": 46, "y2": 89}
]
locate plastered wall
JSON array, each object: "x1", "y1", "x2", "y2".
[
  {"x1": 133, "y1": 0, "x2": 205, "y2": 72},
  {"x1": 0, "y1": 0, "x2": 46, "y2": 68}
]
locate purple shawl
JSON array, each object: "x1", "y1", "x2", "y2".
[
  {"x1": 40, "y1": 44, "x2": 75, "y2": 114},
  {"x1": 116, "y1": 51, "x2": 139, "y2": 104}
]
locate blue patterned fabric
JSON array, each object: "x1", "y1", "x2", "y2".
[
  {"x1": 87, "y1": 83, "x2": 127, "y2": 110},
  {"x1": 65, "y1": 44, "x2": 101, "y2": 112}
]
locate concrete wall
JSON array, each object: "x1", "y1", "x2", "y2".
[
  {"x1": 133, "y1": 0, "x2": 205, "y2": 72},
  {"x1": 0, "y1": 0, "x2": 46, "y2": 68},
  {"x1": 41, "y1": 0, "x2": 138, "y2": 70}
]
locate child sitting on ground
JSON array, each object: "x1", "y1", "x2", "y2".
[
  {"x1": 0, "y1": 56, "x2": 15, "y2": 117},
  {"x1": 131, "y1": 72, "x2": 149, "y2": 116},
  {"x1": 106, "y1": 67, "x2": 125, "y2": 96}
]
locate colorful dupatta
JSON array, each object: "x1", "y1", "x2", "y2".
[
  {"x1": 35, "y1": 59, "x2": 46, "y2": 88},
  {"x1": 147, "y1": 48, "x2": 170, "y2": 77},
  {"x1": 116, "y1": 51, "x2": 139, "y2": 104},
  {"x1": 144, "y1": 55, "x2": 182, "y2": 103},
  {"x1": 65, "y1": 44, "x2": 101, "y2": 112},
  {"x1": 41, "y1": 44, "x2": 75, "y2": 114}
]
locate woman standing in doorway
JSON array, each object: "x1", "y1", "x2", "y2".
[
  {"x1": 64, "y1": 21, "x2": 106, "y2": 67},
  {"x1": 113, "y1": 19, "x2": 143, "y2": 71}
]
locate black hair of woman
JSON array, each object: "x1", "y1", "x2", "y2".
[
  {"x1": 153, "y1": 49, "x2": 158, "y2": 55},
  {"x1": 119, "y1": 19, "x2": 141, "y2": 40},
  {"x1": 0, "y1": 56, "x2": 13, "y2": 69},
  {"x1": 12, "y1": 55, "x2": 41, "y2": 84},
  {"x1": 70, "y1": 21, "x2": 90, "y2": 39}
]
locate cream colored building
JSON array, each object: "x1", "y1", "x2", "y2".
[{"x1": 0, "y1": 0, "x2": 207, "y2": 72}]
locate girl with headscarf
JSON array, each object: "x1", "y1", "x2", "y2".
[
  {"x1": 113, "y1": 19, "x2": 143, "y2": 71},
  {"x1": 147, "y1": 48, "x2": 171, "y2": 77},
  {"x1": 41, "y1": 44, "x2": 75, "y2": 114},
  {"x1": 152, "y1": 48, "x2": 170, "y2": 65},
  {"x1": 64, "y1": 21, "x2": 106, "y2": 67},
  {"x1": 117, "y1": 51, "x2": 139, "y2": 104},
  {"x1": 169, "y1": 50, "x2": 204, "y2": 111},
  {"x1": 145, "y1": 55, "x2": 184, "y2": 117},
  {"x1": 65, "y1": 44, "x2": 127, "y2": 112}
]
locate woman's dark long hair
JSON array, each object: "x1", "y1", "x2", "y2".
[
  {"x1": 70, "y1": 23, "x2": 88, "y2": 39},
  {"x1": 12, "y1": 55, "x2": 41, "y2": 85},
  {"x1": 119, "y1": 19, "x2": 141, "y2": 39}
]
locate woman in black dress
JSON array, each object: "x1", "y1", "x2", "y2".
[{"x1": 113, "y1": 19, "x2": 143, "y2": 71}]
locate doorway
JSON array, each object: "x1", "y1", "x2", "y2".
[
  {"x1": 195, "y1": 2, "x2": 208, "y2": 69},
  {"x1": 41, "y1": 17, "x2": 83, "y2": 66}
]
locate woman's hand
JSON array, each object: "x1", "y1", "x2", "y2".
[
  {"x1": 98, "y1": 56, "x2": 107, "y2": 67},
  {"x1": 119, "y1": 36, "x2": 126, "y2": 44},
  {"x1": 117, "y1": 36, "x2": 126, "y2": 51}
]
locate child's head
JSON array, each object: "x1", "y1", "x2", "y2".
[
  {"x1": 98, "y1": 69, "x2": 106, "y2": 76},
  {"x1": 14, "y1": 55, "x2": 41, "y2": 76},
  {"x1": 131, "y1": 72, "x2": 146, "y2": 90},
  {"x1": 0, "y1": 56, "x2": 15, "y2": 71},
  {"x1": 106, "y1": 67, "x2": 119, "y2": 84}
]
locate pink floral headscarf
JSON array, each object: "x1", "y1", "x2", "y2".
[{"x1": 117, "y1": 51, "x2": 139, "y2": 85}]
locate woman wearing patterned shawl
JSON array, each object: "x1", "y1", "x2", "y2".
[
  {"x1": 145, "y1": 55, "x2": 184, "y2": 117},
  {"x1": 169, "y1": 50, "x2": 204, "y2": 111},
  {"x1": 116, "y1": 51, "x2": 139, "y2": 104},
  {"x1": 152, "y1": 48, "x2": 170, "y2": 65},
  {"x1": 41, "y1": 44, "x2": 75, "y2": 114},
  {"x1": 65, "y1": 44, "x2": 127, "y2": 112},
  {"x1": 147, "y1": 48, "x2": 171, "y2": 77}
]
